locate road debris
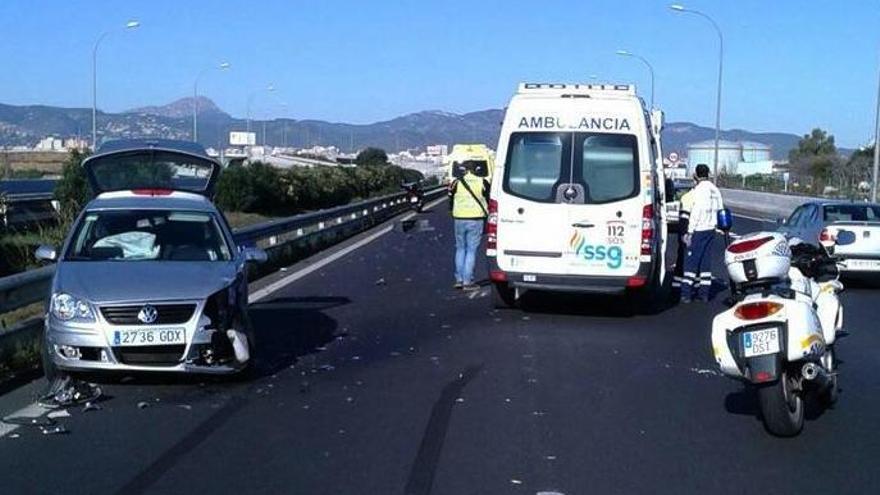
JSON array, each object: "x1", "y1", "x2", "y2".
[
  {"x1": 38, "y1": 376, "x2": 102, "y2": 409},
  {"x1": 137, "y1": 401, "x2": 150, "y2": 409},
  {"x1": 177, "y1": 404, "x2": 193, "y2": 411},
  {"x1": 82, "y1": 402, "x2": 102, "y2": 413},
  {"x1": 375, "y1": 278, "x2": 386, "y2": 286},
  {"x1": 47, "y1": 410, "x2": 71, "y2": 419},
  {"x1": 510, "y1": 479, "x2": 523, "y2": 485},
  {"x1": 690, "y1": 367, "x2": 720, "y2": 376},
  {"x1": 40, "y1": 425, "x2": 68, "y2": 435}
]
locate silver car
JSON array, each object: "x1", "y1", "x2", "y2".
[
  {"x1": 36, "y1": 139, "x2": 267, "y2": 379},
  {"x1": 778, "y1": 200, "x2": 880, "y2": 277}
]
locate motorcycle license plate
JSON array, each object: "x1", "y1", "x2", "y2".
[
  {"x1": 743, "y1": 328, "x2": 780, "y2": 357},
  {"x1": 410, "y1": 197, "x2": 419, "y2": 203}
]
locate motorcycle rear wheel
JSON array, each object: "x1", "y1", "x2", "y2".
[{"x1": 758, "y1": 369, "x2": 804, "y2": 437}]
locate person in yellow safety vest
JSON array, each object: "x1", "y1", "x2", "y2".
[
  {"x1": 448, "y1": 161, "x2": 490, "y2": 291},
  {"x1": 673, "y1": 188, "x2": 695, "y2": 293}
]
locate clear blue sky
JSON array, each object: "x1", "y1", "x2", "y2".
[{"x1": 1, "y1": 0, "x2": 877, "y2": 147}]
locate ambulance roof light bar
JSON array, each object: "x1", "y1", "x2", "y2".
[{"x1": 517, "y1": 83, "x2": 636, "y2": 96}]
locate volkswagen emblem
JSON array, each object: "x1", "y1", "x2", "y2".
[{"x1": 137, "y1": 305, "x2": 158, "y2": 324}]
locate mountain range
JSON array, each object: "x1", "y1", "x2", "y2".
[{"x1": 0, "y1": 97, "x2": 802, "y2": 160}]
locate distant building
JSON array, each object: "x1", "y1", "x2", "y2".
[
  {"x1": 685, "y1": 139, "x2": 776, "y2": 176},
  {"x1": 425, "y1": 145, "x2": 448, "y2": 157},
  {"x1": 35, "y1": 137, "x2": 65, "y2": 151}
]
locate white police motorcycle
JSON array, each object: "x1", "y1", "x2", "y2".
[{"x1": 711, "y1": 226, "x2": 854, "y2": 436}]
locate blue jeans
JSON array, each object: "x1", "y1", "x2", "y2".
[
  {"x1": 682, "y1": 230, "x2": 715, "y2": 300},
  {"x1": 454, "y1": 219, "x2": 483, "y2": 284}
]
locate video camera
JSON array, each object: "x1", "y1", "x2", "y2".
[{"x1": 452, "y1": 160, "x2": 489, "y2": 179}]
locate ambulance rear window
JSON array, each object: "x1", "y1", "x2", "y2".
[
  {"x1": 503, "y1": 133, "x2": 566, "y2": 202},
  {"x1": 576, "y1": 134, "x2": 639, "y2": 204}
]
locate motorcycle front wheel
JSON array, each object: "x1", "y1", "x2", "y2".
[{"x1": 758, "y1": 369, "x2": 804, "y2": 437}]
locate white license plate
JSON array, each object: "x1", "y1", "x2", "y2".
[
  {"x1": 112, "y1": 328, "x2": 186, "y2": 347},
  {"x1": 845, "y1": 259, "x2": 880, "y2": 271},
  {"x1": 410, "y1": 197, "x2": 419, "y2": 203},
  {"x1": 743, "y1": 328, "x2": 780, "y2": 358}
]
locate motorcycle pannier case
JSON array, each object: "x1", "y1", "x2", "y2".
[{"x1": 725, "y1": 232, "x2": 790, "y2": 284}]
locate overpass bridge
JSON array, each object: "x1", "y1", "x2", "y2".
[{"x1": 0, "y1": 191, "x2": 879, "y2": 493}]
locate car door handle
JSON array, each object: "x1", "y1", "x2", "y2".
[{"x1": 572, "y1": 223, "x2": 595, "y2": 228}]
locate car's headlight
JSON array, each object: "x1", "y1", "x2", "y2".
[{"x1": 51, "y1": 293, "x2": 96, "y2": 322}]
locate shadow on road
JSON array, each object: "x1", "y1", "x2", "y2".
[{"x1": 249, "y1": 295, "x2": 348, "y2": 378}]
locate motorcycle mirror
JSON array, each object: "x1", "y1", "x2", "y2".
[{"x1": 835, "y1": 230, "x2": 856, "y2": 246}]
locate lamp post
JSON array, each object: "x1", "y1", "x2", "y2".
[
  {"x1": 872, "y1": 60, "x2": 880, "y2": 202},
  {"x1": 92, "y1": 20, "x2": 140, "y2": 149},
  {"x1": 615, "y1": 49, "x2": 655, "y2": 108},
  {"x1": 193, "y1": 62, "x2": 230, "y2": 142},
  {"x1": 246, "y1": 84, "x2": 274, "y2": 138},
  {"x1": 670, "y1": 4, "x2": 723, "y2": 177}
]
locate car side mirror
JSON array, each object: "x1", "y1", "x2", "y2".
[
  {"x1": 243, "y1": 247, "x2": 268, "y2": 264},
  {"x1": 776, "y1": 217, "x2": 786, "y2": 227},
  {"x1": 35, "y1": 245, "x2": 58, "y2": 262},
  {"x1": 835, "y1": 230, "x2": 856, "y2": 246}
]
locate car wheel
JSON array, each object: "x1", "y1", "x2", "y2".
[{"x1": 492, "y1": 282, "x2": 517, "y2": 309}]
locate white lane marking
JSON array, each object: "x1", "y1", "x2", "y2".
[
  {"x1": 0, "y1": 403, "x2": 50, "y2": 439},
  {"x1": 249, "y1": 196, "x2": 445, "y2": 303},
  {"x1": 733, "y1": 212, "x2": 774, "y2": 223}
]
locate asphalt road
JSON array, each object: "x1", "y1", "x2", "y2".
[{"x1": 1, "y1": 205, "x2": 879, "y2": 494}]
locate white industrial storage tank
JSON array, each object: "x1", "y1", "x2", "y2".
[
  {"x1": 740, "y1": 141, "x2": 772, "y2": 163},
  {"x1": 686, "y1": 140, "x2": 743, "y2": 174}
]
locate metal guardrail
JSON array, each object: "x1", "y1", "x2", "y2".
[{"x1": 0, "y1": 185, "x2": 445, "y2": 319}]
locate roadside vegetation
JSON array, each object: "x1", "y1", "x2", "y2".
[
  {"x1": 718, "y1": 128, "x2": 874, "y2": 199},
  {"x1": 1, "y1": 146, "x2": 429, "y2": 278}
]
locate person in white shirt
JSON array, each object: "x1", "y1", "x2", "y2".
[{"x1": 681, "y1": 164, "x2": 724, "y2": 302}]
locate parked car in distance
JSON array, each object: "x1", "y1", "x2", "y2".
[
  {"x1": 665, "y1": 178, "x2": 695, "y2": 232},
  {"x1": 777, "y1": 200, "x2": 880, "y2": 277}
]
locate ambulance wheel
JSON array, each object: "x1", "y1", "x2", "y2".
[
  {"x1": 492, "y1": 282, "x2": 517, "y2": 309},
  {"x1": 758, "y1": 369, "x2": 804, "y2": 437}
]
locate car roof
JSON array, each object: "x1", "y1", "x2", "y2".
[
  {"x1": 84, "y1": 190, "x2": 218, "y2": 213},
  {"x1": 797, "y1": 200, "x2": 880, "y2": 210}
]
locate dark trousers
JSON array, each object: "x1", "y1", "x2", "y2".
[
  {"x1": 682, "y1": 230, "x2": 715, "y2": 299},
  {"x1": 672, "y1": 234, "x2": 687, "y2": 289}
]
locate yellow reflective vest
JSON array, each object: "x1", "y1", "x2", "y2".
[{"x1": 451, "y1": 174, "x2": 489, "y2": 219}]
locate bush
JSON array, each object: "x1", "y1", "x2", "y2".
[
  {"x1": 215, "y1": 162, "x2": 289, "y2": 215},
  {"x1": 54, "y1": 149, "x2": 92, "y2": 225},
  {"x1": 216, "y1": 161, "x2": 426, "y2": 216}
]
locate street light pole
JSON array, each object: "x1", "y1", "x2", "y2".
[
  {"x1": 193, "y1": 62, "x2": 230, "y2": 143},
  {"x1": 246, "y1": 83, "x2": 274, "y2": 136},
  {"x1": 872, "y1": 59, "x2": 880, "y2": 202},
  {"x1": 92, "y1": 20, "x2": 140, "y2": 149},
  {"x1": 615, "y1": 50, "x2": 655, "y2": 108},
  {"x1": 670, "y1": 4, "x2": 723, "y2": 177}
]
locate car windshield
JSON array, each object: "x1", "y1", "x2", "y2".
[
  {"x1": 66, "y1": 209, "x2": 231, "y2": 262},
  {"x1": 823, "y1": 204, "x2": 880, "y2": 222}
]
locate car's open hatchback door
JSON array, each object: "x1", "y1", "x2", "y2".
[{"x1": 82, "y1": 139, "x2": 221, "y2": 197}]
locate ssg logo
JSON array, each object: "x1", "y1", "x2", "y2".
[{"x1": 570, "y1": 231, "x2": 623, "y2": 269}]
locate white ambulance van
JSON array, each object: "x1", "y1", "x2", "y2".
[{"x1": 487, "y1": 83, "x2": 667, "y2": 307}]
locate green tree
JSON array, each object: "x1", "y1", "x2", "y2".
[
  {"x1": 54, "y1": 149, "x2": 92, "y2": 224},
  {"x1": 355, "y1": 147, "x2": 389, "y2": 167},
  {"x1": 215, "y1": 162, "x2": 288, "y2": 214},
  {"x1": 788, "y1": 128, "x2": 839, "y2": 194}
]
